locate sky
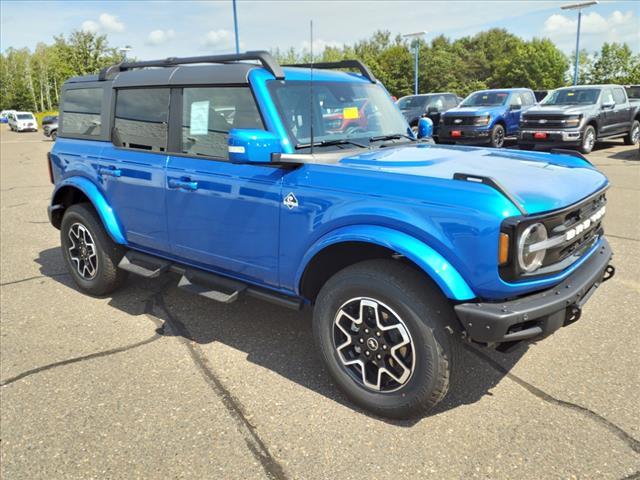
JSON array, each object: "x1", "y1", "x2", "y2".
[{"x1": 1, "y1": 0, "x2": 639, "y2": 59}]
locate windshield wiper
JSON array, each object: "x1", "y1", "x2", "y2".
[
  {"x1": 369, "y1": 133, "x2": 416, "y2": 143},
  {"x1": 295, "y1": 138, "x2": 367, "y2": 150}
]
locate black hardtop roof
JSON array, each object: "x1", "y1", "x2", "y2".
[{"x1": 63, "y1": 51, "x2": 377, "y2": 87}]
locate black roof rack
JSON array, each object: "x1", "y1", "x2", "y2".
[
  {"x1": 282, "y1": 60, "x2": 377, "y2": 83},
  {"x1": 99, "y1": 50, "x2": 284, "y2": 81}
]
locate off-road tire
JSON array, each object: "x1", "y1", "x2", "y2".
[
  {"x1": 624, "y1": 120, "x2": 639, "y2": 145},
  {"x1": 489, "y1": 124, "x2": 505, "y2": 148},
  {"x1": 60, "y1": 203, "x2": 127, "y2": 296},
  {"x1": 313, "y1": 259, "x2": 462, "y2": 419},
  {"x1": 580, "y1": 125, "x2": 597, "y2": 154}
]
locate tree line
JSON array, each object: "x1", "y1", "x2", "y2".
[{"x1": 1, "y1": 28, "x2": 639, "y2": 112}]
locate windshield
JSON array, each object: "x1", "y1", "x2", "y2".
[
  {"x1": 17, "y1": 114, "x2": 34, "y2": 120},
  {"x1": 268, "y1": 81, "x2": 410, "y2": 150},
  {"x1": 542, "y1": 88, "x2": 600, "y2": 105},
  {"x1": 461, "y1": 91, "x2": 509, "y2": 107}
]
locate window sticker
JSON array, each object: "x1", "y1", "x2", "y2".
[
  {"x1": 190, "y1": 100, "x2": 209, "y2": 135},
  {"x1": 567, "y1": 92, "x2": 575, "y2": 96},
  {"x1": 343, "y1": 106, "x2": 359, "y2": 120}
]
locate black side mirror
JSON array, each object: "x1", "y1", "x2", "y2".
[
  {"x1": 509, "y1": 104, "x2": 521, "y2": 111},
  {"x1": 601, "y1": 101, "x2": 615, "y2": 110},
  {"x1": 427, "y1": 106, "x2": 439, "y2": 114}
]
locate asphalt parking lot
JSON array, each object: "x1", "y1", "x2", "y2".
[{"x1": 1, "y1": 125, "x2": 638, "y2": 479}]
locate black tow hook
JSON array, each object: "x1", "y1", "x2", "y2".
[
  {"x1": 602, "y1": 264, "x2": 615, "y2": 283},
  {"x1": 564, "y1": 305, "x2": 582, "y2": 326}
]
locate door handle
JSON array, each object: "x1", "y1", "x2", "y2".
[
  {"x1": 168, "y1": 177, "x2": 198, "y2": 191},
  {"x1": 99, "y1": 166, "x2": 121, "y2": 177}
]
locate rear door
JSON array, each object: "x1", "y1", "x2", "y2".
[
  {"x1": 165, "y1": 85, "x2": 284, "y2": 286},
  {"x1": 98, "y1": 88, "x2": 170, "y2": 252},
  {"x1": 612, "y1": 87, "x2": 631, "y2": 134}
]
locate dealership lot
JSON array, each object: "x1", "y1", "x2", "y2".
[{"x1": 1, "y1": 126, "x2": 638, "y2": 479}]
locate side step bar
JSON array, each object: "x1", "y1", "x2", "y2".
[
  {"x1": 118, "y1": 251, "x2": 171, "y2": 278},
  {"x1": 118, "y1": 250, "x2": 303, "y2": 310}
]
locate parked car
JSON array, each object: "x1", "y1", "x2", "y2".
[
  {"x1": 43, "y1": 119, "x2": 58, "y2": 141},
  {"x1": 0, "y1": 109, "x2": 17, "y2": 124},
  {"x1": 48, "y1": 52, "x2": 614, "y2": 419},
  {"x1": 396, "y1": 93, "x2": 459, "y2": 137},
  {"x1": 439, "y1": 88, "x2": 536, "y2": 148},
  {"x1": 8, "y1": 111, "x2": 38, "y2": 132},
  {"x1": 41, "y1": 114, "x2": 58, "y2": 126},
  {"x1": 519, "y1": 85, "x2": 640, "y2": 153}
]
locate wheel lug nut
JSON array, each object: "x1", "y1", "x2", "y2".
[
  {"x1": 382, "y1": 345, "x2": 388, "y2": 350},
  {"x1": 376, "y1": 331, "x2": 381, "y2": 337},
  {"x1": 359, "y1": 338, "x2": 364, "y2": 343},
  {"x1": 376, "y1": 354, "x2": 382, "y2": 360},
  {"x1": 365, "y1": 351, "x2": 370, "y2": 356},
  {"x1": 364, "y1": 329, "x2": 370, "y2": 334}
]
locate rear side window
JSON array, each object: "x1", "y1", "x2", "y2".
[
  {"x1": 61, "y1": 88, "x2": 103, "y2": 136},
  {"x1": 181, "y1": 87, "x2": 263, "y2": 159},
  {"x1": 613, "y1": 88, "x2": 626, "y2": 104},
  {"x1": 114, "y1": 88, "x2": 169, "y2": 152}
]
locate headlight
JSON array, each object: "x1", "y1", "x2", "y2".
[
  {"x1": 564, "y1": 115, "x2": 582, "y2": 128},
  {"x1": 474, "y1": 115, "x2": 490, "y2": 126},
  {"x1": 517, "y1": 223, "x2": 548, "y2": 273}
]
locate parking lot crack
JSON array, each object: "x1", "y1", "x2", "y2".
[
  {"x1": 0, "y1": 334, "x2": 161, "y2": 387},
  {"x1": 467, "y1": 346, "x2": 640, "y2": 454},
  {"x1": 156, "y1": 294, "x2": 288, "y2": 480},
  {"x1": 0, "y1": 272, "x2": 69, "y2": 286}
]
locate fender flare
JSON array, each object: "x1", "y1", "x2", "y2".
[
  {"x1": 52, "y1": 176, "x2": 127, "y2": 244},
  {"x1": 295, "y1": 225, "x2": 476, "y2": 301}
]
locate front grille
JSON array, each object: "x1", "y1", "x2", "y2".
[
  {"x1": 521, "y1": 115, "x2": 575, "y2": 129},
  {"x1": 443, "y1": 116, "x2": 477, "y2": 126},
  {"x1": 500, "y1": 189, "x2": 607, "y2": 282}
]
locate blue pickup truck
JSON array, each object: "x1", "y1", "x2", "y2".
[
  {"x1": 439, "y1": 88, "x2": 536, "y2": 147},
  {"x1": 48, "y1": 52, "x2": 614, "y2": 419}
]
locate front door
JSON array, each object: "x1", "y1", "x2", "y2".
[{"x1": 165, "y1": 86, "x2": 284, "y2": 286}]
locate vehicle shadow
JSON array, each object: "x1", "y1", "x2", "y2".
[{"x1": 36, "y1": 246, "x2": 529, "y2": 426}]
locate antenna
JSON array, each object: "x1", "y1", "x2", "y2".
[{"x1": 309, "y1": 20, "x2": 314, "y2": 154}]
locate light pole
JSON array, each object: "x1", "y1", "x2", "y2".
[
  {"x1": 561, "y1": 1, "x2": 598, "y2": 85},
  {"x1": 232, "y1": 0, "x2": 240, "y2": 54},
  {"x1": 402, "y1": 31, "x2": 427, "y2": 95},
  {"x1": 118, "y1": 46, "x2": 132, "y2": 62}
]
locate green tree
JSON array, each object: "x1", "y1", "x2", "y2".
[{"x1": 588, "y1": 42, "x2": 640, "y2": 84}]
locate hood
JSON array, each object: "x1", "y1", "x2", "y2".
[
  {"x1": 524, "y1": 104, "x2": 593, "y2": 116},
  {"x1": 443, "y1": 106, "x2": 503, "y2": 116},
  {"x1": 338, "y1": 143, "x2": 607, "y2": 215}
]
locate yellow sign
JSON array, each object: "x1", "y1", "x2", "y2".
[{"x1": 343, "y1": 107, "x2": 359, "y2": 119}]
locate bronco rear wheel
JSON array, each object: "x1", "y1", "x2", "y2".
[
  {"x1": 313, "y1": 259, "x2": 461, "y2": 419},
  {"x1": 61, "y1": 203, "x2": 127, "y2": 296}
]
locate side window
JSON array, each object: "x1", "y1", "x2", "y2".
[
  {"x1": 601, "y1": 89, "x2": 614, "y2": 105},
  {"x1": 181, "y1": 87, "x2": 263, "y2": 160},
  {"x1": 510, "y1": 93, "x2": 523, "y2": 106},
  {"x1": 61, "y1": 88, "x2": 103, "y2": 136},
  {"x1": 114, "y1": 88, "x2": 169, "y2": 152},
  {"x1": 612, "y1": 88, "x2": 626, "y2": 104},
  {"x1": 445, "y1": 95, "x2": 458, "y2": 109}
]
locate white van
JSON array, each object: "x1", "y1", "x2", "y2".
[{"x1": 9, "y1": 111, "x2": 38, "y2": 132}]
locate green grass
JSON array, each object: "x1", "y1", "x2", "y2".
[{"x1": 35, "y1": 111, "x2": 58, "y2": 127}]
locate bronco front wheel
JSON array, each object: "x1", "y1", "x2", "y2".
[{"x1": 313, "y1": 259, "x2": 461, "y2": 419}]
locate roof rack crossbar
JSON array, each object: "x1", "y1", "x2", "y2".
[
  {"x1": 99, "y1": 50, "x2": 284, "y2": 81},
  {"x1": 282, "y1": 60, "x2": 377, "y2": 83}
]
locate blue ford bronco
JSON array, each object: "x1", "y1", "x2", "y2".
[
  {"x1": 439, "y1": 88, "x2": 536, "y2": 148},
  {"x1": 48, "y1": 52, "x2": 615, "y2": 418}
]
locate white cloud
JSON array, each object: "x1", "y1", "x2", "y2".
[
  {"x1": 300, "y1": 39, "x2": 343, "y2": 54},
  {"x1": 202, "y1": 29, "x2": 234, "y2": 50},
  {"x1": 80, "y1": 13, "x2": 124, "y2": 34},
  {"x1": 146, "y1": 29, "x2": 175, "y2": 46},
  {"x1": 543, "y1": 9, "x2": 638, "y2": 52}
]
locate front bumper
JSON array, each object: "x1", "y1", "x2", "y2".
[
  {"x1": 454, "y1": 238, "x2": 614, "y2": 346},
  {"x1": 439, "y1": 125, "x2": 492, "y2": 144},
  {"x1": 520, "y1": 129, "x2": 582, "y2": 146}
]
